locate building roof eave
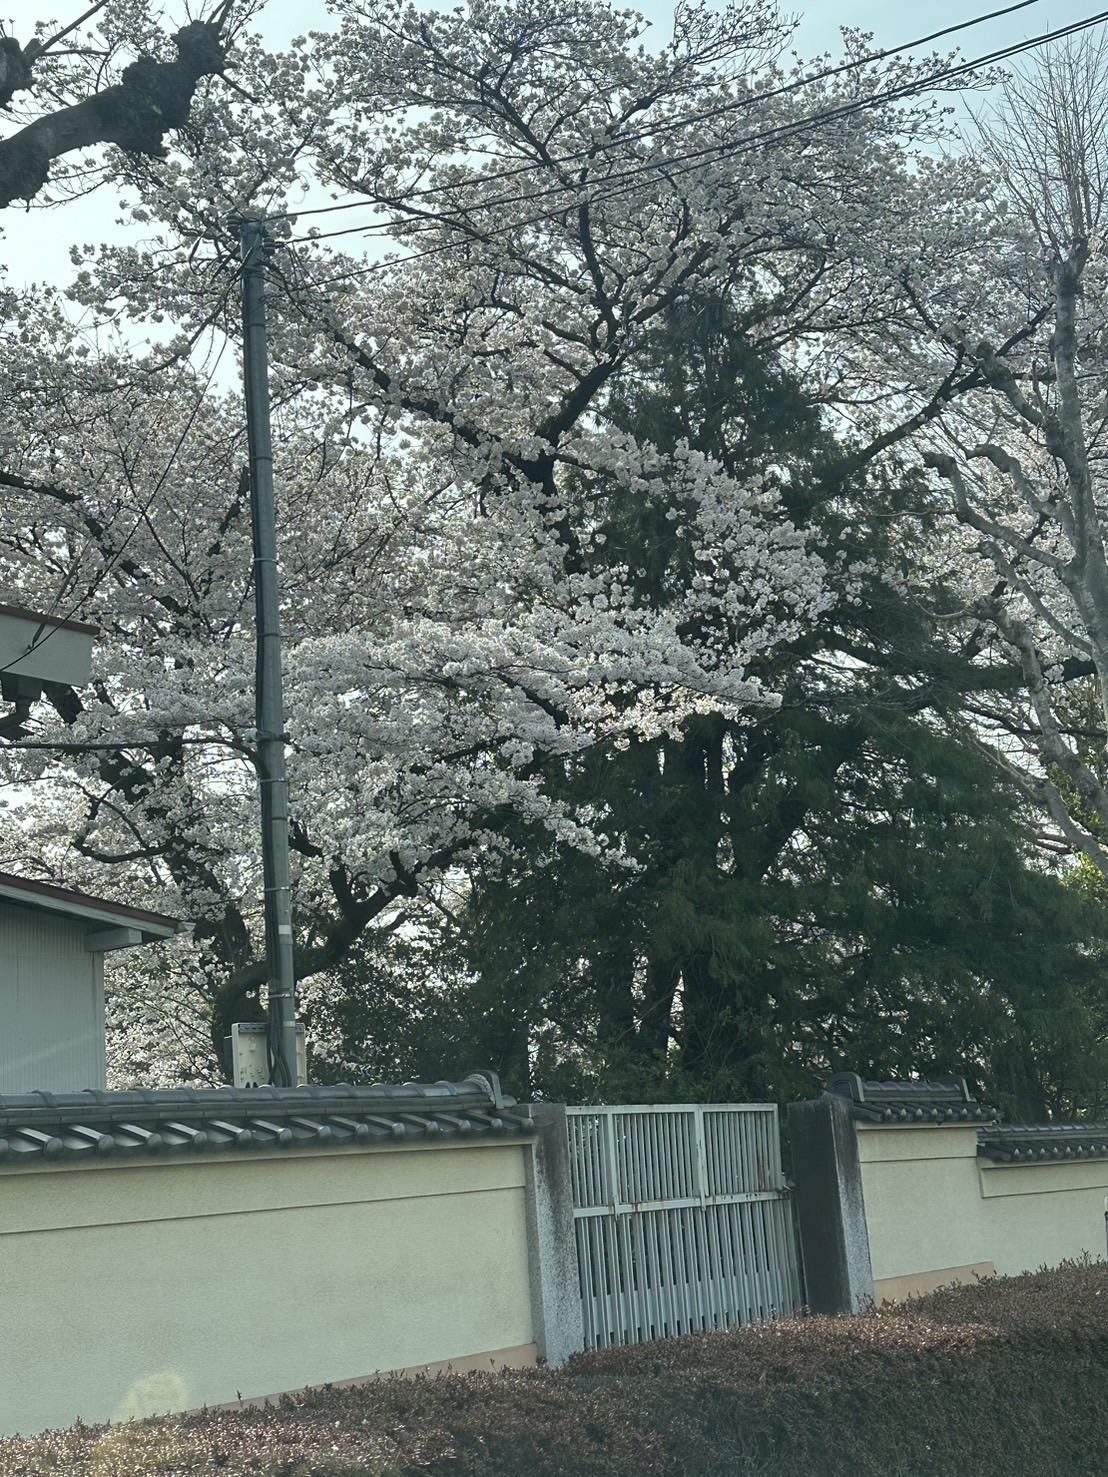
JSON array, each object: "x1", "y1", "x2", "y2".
[{"x1": 0, "y1": 871, "x2": 183, "y2": 940}]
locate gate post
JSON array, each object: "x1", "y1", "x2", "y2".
[
  {"x1": 523, "y1": 1104, "x2": 585, "y2": 1366},
  {"x1": 788, "y1": 1094, "x2": 874, "y2": 1314}
]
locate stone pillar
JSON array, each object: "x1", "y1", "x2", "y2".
[
  {"x1": 522, "y1": 1103, "x2": 585, "y2": 1366},
  {"x1": 788, "y1": 1093, "x2": 874, "y2": 1315}
]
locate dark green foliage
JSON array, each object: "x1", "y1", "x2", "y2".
[
  {"x1": 8, "y1": 1261, "x2": 1108, "y2": 1476},
  {"x1": 309, "y1": 294, "x2": 1108, "y2": 1117}
]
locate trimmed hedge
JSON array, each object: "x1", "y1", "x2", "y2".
[{"x1": 4, "y1": 1260, "x2": 1108, "y2": 1476}]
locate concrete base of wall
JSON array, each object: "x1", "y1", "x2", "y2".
[
  {"x1": 389, "y1": 1343, "x2": 540, "y2": 1378},
  {"x1": 873, "y1": 1262, "x2": 995, "y2": 1304},
  {"x1": 205, "y1": 1343, "x2": 541, "y2": 1412}
]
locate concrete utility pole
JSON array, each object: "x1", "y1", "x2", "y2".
[{"x1": 231, "y1": 213, "x2": 298, "y2": 1089}]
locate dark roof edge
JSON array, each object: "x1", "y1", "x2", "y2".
[
  {"x1": 0, "y1": 600, "x2": 99, "y2": 636},
  {"x1": 827, "y1": 1071, "x2": 976, "y2": 1104},
  {"x1": 0, "y1": 1074, "x2": 509, "y2": 1126},
  {"x1": 825, "y1": 1072, "x2": 1002, "y2": 1126},
  {"x1": 0, "y1": 870, "x2": 182, "y2": 933}
]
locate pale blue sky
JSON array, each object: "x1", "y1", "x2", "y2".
[{"x1": 0, "y1": 0, "x2": 1097, "y2": 289}]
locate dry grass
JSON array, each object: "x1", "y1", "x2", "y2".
[{"x1": 5, "y1": 1261, "x2": 1108, "y2": 1476}]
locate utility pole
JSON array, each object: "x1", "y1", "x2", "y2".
[{"x1": 231, "y1": 212, "x2": 298, "y2": 1089}]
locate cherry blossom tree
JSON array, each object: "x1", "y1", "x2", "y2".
[
  {"x1": 0, "y1": 240, "x2": 833, "y2": 1080},
  {"x1": 0, "y1": 0, "x2": 1021, "y2": 1081}
]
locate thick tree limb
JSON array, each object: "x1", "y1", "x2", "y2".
[
  {"x1": 0, "y1": 37, "x2": 37, "y2": 112},
  {"x1": 925, "y1": 450, "x2": 1071, "y2": 576},
  {"x1": 985, "y1": 737, "x2": 1108, "y2": 880},
  {"x1": 972, "y1": 442, "x2": 1073, "y2": 540},
  {"x1": 0, "y1": 19, "x2": 226, "y2": 209},
  {"x1": 988, "y1": 601, "x2": 1108, "y2": 841},
  {"x1": 972, "y1": 338, "x2": 1049, "y2": 431},
  {"x1": 214, "y1": 840, "x2": 461, "y2": 1013}
]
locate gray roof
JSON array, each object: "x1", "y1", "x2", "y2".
[
  {"x1": 0, "y1": 1073, "x2": 535, "y2": 1165},
  {"x1": 0, "y1": 600, "x2": 98, "y2": 636},
  {"x1": 825, "y1": 1072, "x2": 1002, "y2": 1125}
]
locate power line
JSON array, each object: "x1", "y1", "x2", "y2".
[
  {"x1": 277, "y1": 5, "x2": 1108, "y2": 296},
  {"x1": 2, "y1": 3, "x2": 1089, "y2": 701},
  {"x1": 274, "y1": 0, "x2": 1051, "y2": 231},
  {"x1": 1, "y1": 735, "x2": 241, "y2": 751}
]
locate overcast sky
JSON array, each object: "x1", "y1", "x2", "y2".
[{"x1": 0, "y1": 0, "x2": 1096, "y2": 291}]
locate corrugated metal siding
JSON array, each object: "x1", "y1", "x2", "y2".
[{"x1": 0, "y1": 903, "x2": 106, "y2": 1093}]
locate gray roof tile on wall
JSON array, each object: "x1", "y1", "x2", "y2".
[
  {"x1": 0, "y1": 1074, "x2": 536, "y2": 1165},
  {"x1": 977, "y1": 1123, "x2": 1108, "y2": 1163},
  {"x1": 826, "y1": 1072, "x2": 1108, "y2": 1165},
  {"x1": 825, "y1": 1072, "x2": 1002, "y2": 1125}
]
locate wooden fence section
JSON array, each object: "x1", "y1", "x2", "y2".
[{"x1": 566, "y1": 1103, "x2": 802, "y2": 1349}]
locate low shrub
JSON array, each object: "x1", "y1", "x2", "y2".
[{"x1": 4, "y1": 1260, "x2": 1108, "y2": 1476}]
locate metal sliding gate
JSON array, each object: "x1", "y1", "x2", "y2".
[{"x1": 567, "y1": 1104, "x2": 802, "y2": 1350}]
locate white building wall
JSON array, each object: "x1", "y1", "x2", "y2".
[{"x1": 0, "y1": 902, "x2": 105, "y2": 1094}]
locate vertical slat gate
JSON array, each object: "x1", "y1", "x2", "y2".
[{"x1": 567, "y1": 1104, "x2": 802, "y2": 1350}]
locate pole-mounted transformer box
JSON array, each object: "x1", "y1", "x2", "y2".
[{"x1": 229, "y1": 1020, "x2": 307, "y2": 1088}]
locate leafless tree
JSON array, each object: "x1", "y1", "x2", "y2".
[{"x1": 926, "y1": 32, "x2": 1108, "y2": 875}]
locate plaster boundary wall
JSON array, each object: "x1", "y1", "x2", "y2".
[
  {"x1": 858, "y1": 1119, "x2": 1108, "y2": 1296},
  {"x1": 791, "y1": 1091, "x2": 1108, "y2": 1311},
  {"x1": 0, "y1": 1123, "x2": 579, "y2": 1439}
]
